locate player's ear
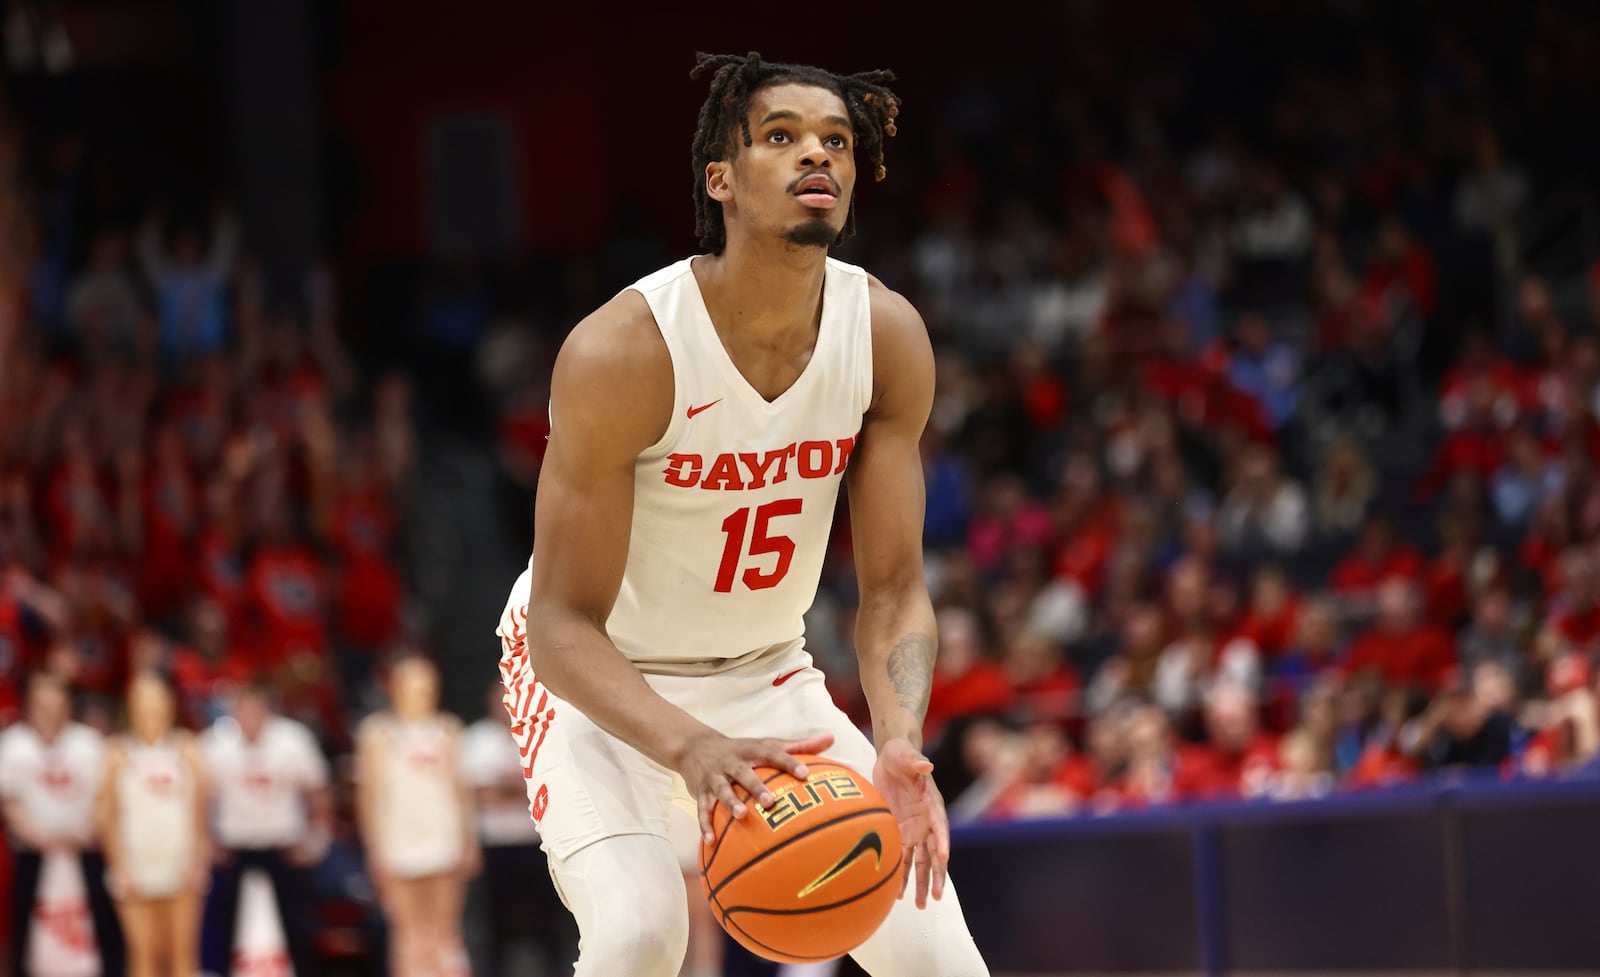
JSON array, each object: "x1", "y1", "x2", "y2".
[{"x1": 705, "y1": 160, "x2": 734, "y2": 204}]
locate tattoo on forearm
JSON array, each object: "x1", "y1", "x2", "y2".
[{"x1": 887, "y1": 634, "x2": 935, "y2": 718}]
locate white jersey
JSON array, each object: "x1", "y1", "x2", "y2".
[
  {"x1": 201, "y1": 715, "x2": 328, "y2": 849},
  {"x1": 115, "y1": 734, "x2": 196, "y2": 898},
  {"x1": 364, "y1": 713, "x2": 464, "y2": 879},
  {"x1": 498, "y1": 256, "x2": 873, "y2": 673},
  {"x1": 0, "y1": 722, "x2": 105, "y2": 847}
]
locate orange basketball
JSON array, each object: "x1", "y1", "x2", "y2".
[{"x1": 698, "y1": 755, "x2": 903, "y2": 964}]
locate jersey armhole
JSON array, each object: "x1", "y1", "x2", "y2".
[
  {"x1": 630, "y1": 285, "x2": 686, "y2": 458},
  {"x1": 857, "y1": 271, "x2": 878, "y2": 417}
]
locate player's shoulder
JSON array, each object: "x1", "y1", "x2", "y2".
[
  {"x1": 558, "y1": 270, "x2": 675, "y2": 382},
  {"x1": 862, "y1": 272, "x2": 928, "y2": 343},
  {"x1": 550, "y1": 272, "x2": 676, "y2": 448},
  {"x1": 860, "y1": 272, "x2": 932, "y2": 409}
]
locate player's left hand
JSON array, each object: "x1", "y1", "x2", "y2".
[{"x1": 873, "y1": 737, "x2": 948, "y2": 909}]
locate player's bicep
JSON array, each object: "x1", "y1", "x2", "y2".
[
  {"x1": 526, "y1": 419, "x2": 638, "y2": 628},
  {"x1": 848, "y1": 287, "x2": 935, "y2": 598}
]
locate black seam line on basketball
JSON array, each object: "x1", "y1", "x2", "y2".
[
  {"x1": 720, "y1": 851, "x2": 902, "y2": 918},
  {"x1": 705, "y1": 768, "x2": 794, "y2": 873},
  {"x1": 719, "y1": 905, "x2": 848, "y2": 963},
  {"x1": 716, "y1": 853, "x2": 904, "y2": 962},
  {"x1": 706, "y1": 807, "x2": 893, "y2": 903}
]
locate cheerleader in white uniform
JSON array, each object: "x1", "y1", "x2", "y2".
[
  {"x1": 99, "y1": 671, "x2": 209, "y2": 977},
  {"x1": 356, "y1": 655, "x2": 479, "y2": 977}
]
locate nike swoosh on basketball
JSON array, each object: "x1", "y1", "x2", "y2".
[
  {"x1": 771, "y1": 667, "x2": 806, "y2": 687},
  {"x1": 687, "y1": 399, "x2": 722, "y2": 418},
  {"x1": 798, "y1": 831, "x2": 884, "y2": 898}
]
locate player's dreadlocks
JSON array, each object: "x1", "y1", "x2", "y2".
[{"x1": 690, "y1": 51, "x2": 900, "y2": 254}]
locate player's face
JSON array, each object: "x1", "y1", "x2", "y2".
[{"x1": 712, "y1": 83, "x2": 856, "y2": 249}]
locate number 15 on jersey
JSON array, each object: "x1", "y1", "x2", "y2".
[{"x1": 714, "y1": 499, "x2": 803, "y2": 593}]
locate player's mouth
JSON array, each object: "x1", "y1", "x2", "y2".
[{"x1": 793, "y1": 174, "x2": 840, "y2": 209}]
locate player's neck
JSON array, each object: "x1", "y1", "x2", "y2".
[{"x1": 697, "y1": 239, "x2": 828, "y2": 339}]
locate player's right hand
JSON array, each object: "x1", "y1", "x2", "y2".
[{"x1": 676, "y1": 731, "x2": 835, "y2": 843}]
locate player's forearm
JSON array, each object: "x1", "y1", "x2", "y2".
[
  {"x1": 526, "y1": 613, "x2": 718, "y2": 771},
  {"x1": 855, "y1": 590, "x2": 937, "y2": 751}
]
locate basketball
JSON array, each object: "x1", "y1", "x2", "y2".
[{"x1": 698, "y1": 755, "x2": 903, "y2": 963}]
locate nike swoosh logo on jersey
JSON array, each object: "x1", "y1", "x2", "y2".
[
  {"x1": 797, "y1": 830, "x2": 884, "y2": 898},
  {"x1": 687, "y1": 399, "x2": 722, "y2": 419},
  {"x1": 772, "y1": 667, "x2": 806, "y2": 687}
]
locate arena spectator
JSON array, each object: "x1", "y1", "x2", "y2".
[
  {"x1": 1174, "y1": 682, "x2": 1280, "y2": 801},
  {"x1": 1403, "y1": 663, "x2": 1517, "y2": 773},
  {"x1": 924, "y1": 607, "x2": 1012, "y2": 741},
  {"x1": 200, "y1": 681, "x2": 330, "y2": 977},
  {"x1": 1344, "y1": 578, "x2": 1457, "y2": 692},
  {"x1": 0, "y1": 672, "x2": 122, "y2": 977}
]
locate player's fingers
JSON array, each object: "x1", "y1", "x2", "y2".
[
  {"x1": 697, "y1": 794, "x2": 716, "y2": 844},
  {"x1": 914, "y1": 838, "x2": 933, "y2": 909},
  {"x1": 929, "y1": 835, "x2": 948, "y2": 901},
  {"x1": 711, "y1": 776, "x2": 748, "y2": 821},
  {"x1": 758, "y1": 743, "x2": 808, "y2": 781},
  {"x1": 898, "y1": 844, "x2": 914, "y2": 899},
  {"x1": 730, "y1": 762, "x2": 776, "y2": 810}
]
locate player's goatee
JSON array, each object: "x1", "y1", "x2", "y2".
[{"x1": 785, "y1": 219, "x2": 836, "y2": 248}]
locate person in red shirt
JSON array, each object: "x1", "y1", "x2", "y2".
[
  {"x1": 1106, "y1": 703, "x2": 1180, "y2": 811},
  {"x1": 1330, "y1": 515, "x2": 1423, "y2": 615},
  {"x1": 1361, "y1": 216, "x2": 1436, "y2": 323},
  {"x1": 42, "y1": 419, "x2": 116, "y2": 563},
  {"x1": 1001, "y1": 631, "x2": 1080, "y2": 725},
  {"x1": 243, "y1": 504, "x2": 329, "y2": 669},
  {"x1": 1234, "y1": 565, "x2": 1302, "y2": 662},
  {"x1": 1438, "y1": 331, "x2": 1526, "y2": 431},
  {"x1": 46, "y1": 559, "x2": 137, "y2": 699},
  {"x1": 1174, "y1": 681, "x2": 1280, "y2": 801},
  {"x1": 1050, "y1": 456, "x2": 1120, "y2": 597},
  {"x1": 1519, "y1": 497, "x2": 1574, "y2": 596},
  {"x1": 1548, "y1": 546, "x2": 1600, "y2": 653},
  {"x1": 169, "y1": 598, "x2": 254, "y2": 728},
  {"x1": 1421, "y1": 376, "x2": 1511, "y2": 496},
  {"x1": 924, "y1": 607, "x2": 1013, "y2": 742},
  {"x1": 1422, "y1": 509, "x2": 1492, "y2": 631},
  {"x1": 127, "y1": 424, "x2": 199, "y2": 622},
  {"x1": 1343, "y1": 577, "x2": 1457, "y2": 691},
  {"x1": 321, "y1": 453, "x2": 404, "y2": 650},
  {"x1": 0, "y1": 565, "x2": 70, "y2": 723}
]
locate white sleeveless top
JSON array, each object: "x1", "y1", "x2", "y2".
[
  {"x1": 369, "y1": 714, "x2": 464, "y2": 879},
  {"x1": 507, "y1": 256, "x2": 874, "y2": 673},
  {"x1": 116, "y1": 735, "x2": 195, "y2": 898}
]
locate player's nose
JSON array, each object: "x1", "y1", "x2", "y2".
[{"x1": 797, "y1": 135, "x2": 832, "y2": 168}]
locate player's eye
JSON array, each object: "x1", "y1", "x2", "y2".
[
  {"x1": 767, "y1": 131, "x2": 789, "y2": 144},
  {"x1": 827, "y1": 135, "x2": 850, "y2": 149}
]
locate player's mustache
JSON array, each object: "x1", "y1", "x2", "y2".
[{"x1": 787, "y1": 172, "x2": 841, "y2": 196}]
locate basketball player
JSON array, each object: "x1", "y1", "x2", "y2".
[
  {"x1": 100, "y1": 671, "x2": 209, "y2": 977},
  {"x1": 355, "y1": 654, "x2": 479, "y2": 977},
  {"x1": 495, "y1": 53, "x2": 989, "y2": 976}
]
